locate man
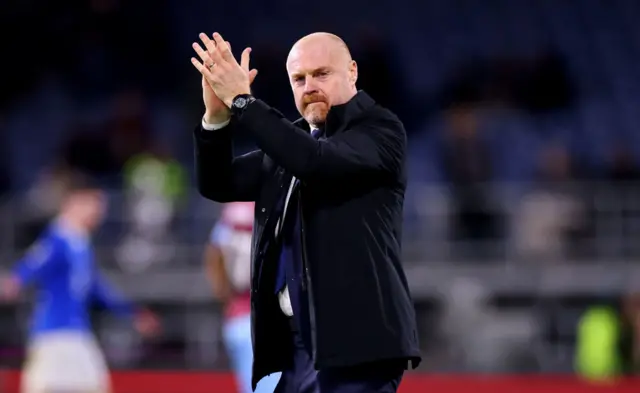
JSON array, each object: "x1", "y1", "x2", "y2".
[
  {"x1": 191, "y1": 32, "x2": 420, "y2": 393},
  {"x1": 204, "y1": 202, "x2": 280, "y2": 393},
  {"x1": 1, "y1": 175, "x2": 158, "y2": 393}
]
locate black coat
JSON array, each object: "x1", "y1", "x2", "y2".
[{"x1": 194, "y1": 91, "x2": 421, "y2": 388}]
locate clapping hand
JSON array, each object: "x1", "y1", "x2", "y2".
[{"x1": 191, "y1": 32, "x2": 258, "y2": 117}]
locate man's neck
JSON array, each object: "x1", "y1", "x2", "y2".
[{"x1": 56, "y1": 214, "x2": 89, "y2": 240}]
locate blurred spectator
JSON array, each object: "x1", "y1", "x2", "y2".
[
  {"x1": 602, "y1": 144, "x2": 640, "y2": 257},
  {"x1": 512, "y1": 144, "x2": 585, "y2": 260},
  {"x1": 441, "y1": 105, "x2": 504, "y2": 259},
  {"x1": 61, "y1": 122, "x2": 120, "y2": 179},
  {"x1": 106, "y1": 88, "x2": 154, "y2": 169},
  {"x1": 61, "y1": 88, "x2": 153, "y2": 183},
  {"x1": 607, "y1": 144, "x2": 640, "y2": 182},
  {"x1": 17, "y1": 162, "x2": 74, "y2": 249},
  {"x1": 434, "y1": 51, "x2": 575, "y2": 126},
  {"x1": 440, "y1": 278, "x2": 540, "y2": 372},
  {"x1": 576, "y1": 293, "x2": 640, "y2": 380},
  {"x1": 116, "y1": 144, "x2": 187, "y2": 272}
]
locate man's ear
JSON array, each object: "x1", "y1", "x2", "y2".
[{"x1": 350, "y1": 60, "x2": 358, "y2": 85}]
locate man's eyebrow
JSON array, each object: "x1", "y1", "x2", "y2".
[{"x1": 291, "y1": 67, "x2": 331, "y2": 77}]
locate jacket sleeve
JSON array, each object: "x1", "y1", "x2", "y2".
[
  {"x1": 235, "y1": 99, "x2": 406, "y2": 182},
  {"x1": 193, "y1": 121, "x2": 264, "y2": 202}
]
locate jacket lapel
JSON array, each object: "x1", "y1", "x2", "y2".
[{"x1": 254, "y1": 165, "x2": 294, "y2": 283}]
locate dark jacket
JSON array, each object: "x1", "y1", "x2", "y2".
[{"x1": 194, "y1": 91, "x2": 421, "y2": 388}]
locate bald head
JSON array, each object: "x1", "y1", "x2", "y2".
[
  {"x1": 286, "y1": 32, "x2": 358, "y2": 127},
  {"x1": 288, "y1": 33, "x2": 352, "y2": 65}
]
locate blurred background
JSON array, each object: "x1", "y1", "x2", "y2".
[{"x1": 1, "y1": 0, "x2": 640, "y2": 391}]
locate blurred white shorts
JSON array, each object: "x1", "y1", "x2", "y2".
[{"x1": 22, "y1": 330, "x2": 110, "y2": 393}]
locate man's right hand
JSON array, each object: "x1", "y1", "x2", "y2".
[
  {"x1": 192, "y1": 33, "x2": 258, "y2": 125},
  {"x1": 202, "y1": 74, "x2": 230, "y2": 124}
]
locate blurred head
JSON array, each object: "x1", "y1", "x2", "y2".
[
  {"x1": 221, "y1": 202, "x2": 254, "y2": 232},
  {"x1": 60, "y1": 175, "x2": 107, "y2": 232},
  {"x1": 286, "y1": 33, "x2": 358, "y2": 128},
  {"x1": 446, "y1": 105, "x2": 478, "y2": 139},
  {"x1": 539, "y1": 144, "x2": 571, "y2": 181}
]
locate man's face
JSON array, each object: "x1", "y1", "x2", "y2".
[
  {"x1": 287, "y1": 39, "x2": 357, "y2": 127},
  {"x1": 72, "y1": 190, "x2": 107, "y2": 231}
]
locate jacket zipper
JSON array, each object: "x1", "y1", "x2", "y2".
[
  {"x1": 298, "y1": 189, "x2": 318, "y2": 363},
  {"x1": 254, "y1": 169, "x2": 287, "y2": 292}
]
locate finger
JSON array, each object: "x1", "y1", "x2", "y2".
[
  {"x1": 224, "y1": 40, "x2": 234, "y2": 61},
  {"x1": 240, "y1": 47, "x2": 252, "y2": 72},
  {"x1": 209, "y1": 46, "x2": 225, "y2": 66},
  {"x1": 199, "y1": 32, "x2": 216, "y2": 54},
  {"x1": 248, "y1": 68, "x2": 258, "y2": 84},
  {"x1": 192, "y1": 42, "x2": 214, "y2": 66},
  {"x1": 212, "y1": 32, "x2": 236, "y2": 63},
  {"x1": 190, "y1": 57, "x2": 215, "y2": 80},
  {"x1": 190, "y1": 57, "x2": 206, "y2": 74}
]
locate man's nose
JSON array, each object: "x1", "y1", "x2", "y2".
[{"x1": 304, "y1": 77, "x2": 318, "y2": 93}]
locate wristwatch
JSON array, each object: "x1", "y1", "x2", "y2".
[{"x1": 230, "y1": 94, "x2": 256, "y2": 117}]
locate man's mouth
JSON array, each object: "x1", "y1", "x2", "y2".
[{"x1": 303, "y1": 94, "x2": 326, "y2": 106}]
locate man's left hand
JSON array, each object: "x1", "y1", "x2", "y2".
[{"x1": 191, "y1": 32, "x2": 254, "y2": 108}]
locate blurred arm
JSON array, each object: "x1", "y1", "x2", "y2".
[
  {"x1": 204, "y1": 223, "x2": 233, "y2": 303},
  {"x1": 13, "y1": 237, "x2": 64, "y2": 286},
  {"x1": 91, "y1": 271, "x2": 136, "y2": 318}
]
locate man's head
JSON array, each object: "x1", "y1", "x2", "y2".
[
  {"x1": 60, "y1": 174, "x2": 107, "y2": 233},
  {"x1": 286, "y1": 33, "x2": 358, "y2": 128}
]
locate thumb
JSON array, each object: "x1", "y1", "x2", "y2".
[
  {"x1": 248, "y1": 69, "x2": 258, "y2": 84},
  {"x1": 240, "y1": 47, "x2": 252, "y2": 72}
]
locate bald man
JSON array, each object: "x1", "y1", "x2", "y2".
[{"x1": 191, "y1": 32, "x2": 420, "y2": 393}]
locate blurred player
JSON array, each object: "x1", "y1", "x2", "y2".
[
  {"x1": 204, "y1": 202, "x2": 280, "y2": 393},
  {"x1": 1, "y1": 175, "x2": 158, "y2": 393}
]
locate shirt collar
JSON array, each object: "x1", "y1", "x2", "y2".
[{"x1": 53, "y1": 218, "x2": 89, "y2": 243}]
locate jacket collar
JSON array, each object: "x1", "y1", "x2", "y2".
[{"x1": 293, "y1": 90, "x2": 376, "y2": 137}]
